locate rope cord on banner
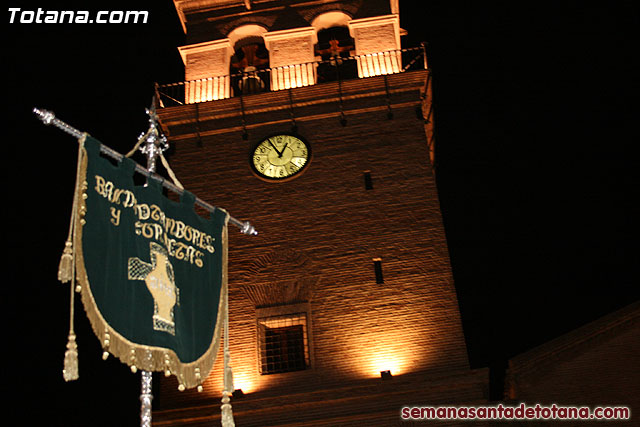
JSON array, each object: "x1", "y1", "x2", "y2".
[
  {"x1": 33, "y1": 108, "x2": 257, "y2": 236},
  {"x1": 39, "y1": 107, "x2": 243, "y2": 427}
]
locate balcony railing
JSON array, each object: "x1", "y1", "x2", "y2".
[{"x1": 155, "y1": 46, "x2": 427, "y2": 107}]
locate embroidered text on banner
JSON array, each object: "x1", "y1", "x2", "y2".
[{"x1": 73, "y1": 136, "x2": 229, "y2": 390}]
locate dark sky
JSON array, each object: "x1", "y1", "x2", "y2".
[{"x1": 5, "y1": 1, "x2": 638, "y2": 425}]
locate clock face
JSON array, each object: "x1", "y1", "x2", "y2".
[{"x1": 251, "y1": 134, "x2": 310, "y2": 180}]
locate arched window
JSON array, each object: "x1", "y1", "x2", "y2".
[
  {"x1": 311, "y1": 12, "x2": 357, "y2": 82},
  {"x1": 228, "y1": 25, "x2": 270, "y2": 94}
]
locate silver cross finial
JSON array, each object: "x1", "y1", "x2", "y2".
[{"x1": 139, "y1": 99, "x2": 168, "y2": 174}]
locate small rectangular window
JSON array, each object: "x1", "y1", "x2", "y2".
[
  {"x1": 258, "y1": 313, "x2": 310, "y2": 375},
  {"x1": 363, "y1": 171, "x2": 373, "y2": 190},
  {"x1": 373, "y1": 258, "x2": 384, "y2": 284}
]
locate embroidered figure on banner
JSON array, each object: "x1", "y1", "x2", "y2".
[{"x1": 128, "y1": 242, "x2": 179, "y2": 335}]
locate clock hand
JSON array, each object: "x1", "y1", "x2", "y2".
[
  {"x1": 278, "y1": 142, "x2": 289, "y2": 158},
  {"x1": 267, "y1": 139, "x2": 282, "y2": 156}
]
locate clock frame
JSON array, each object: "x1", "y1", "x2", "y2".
[{"x1": 250, "y1": 133, "x2": 311, "y2": 181}]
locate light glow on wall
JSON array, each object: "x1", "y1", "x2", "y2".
[
  {"x1": 356, "y1": 50, "x2": 401, "y2": 78},
  {"x1": 231, "y1": 370, "x2": 258, "y2": 394},
  {"x1": 185, "y1": 75, "x2": 231, "y2": 103},
  {"x1": 263, "y1": 27, "x2": 318, "y2": 91},
  {"x1": 271, "y1": 63, "x2": 316, "y2": 91},
  {"x1": 178, "y1": 39, "x2": 233, "y2": 104},
  {"x1": 348, "y1": 15, "x2": 402, "y2": 78},
  {"x1": 348, "y1": 325, "x2": 434, "y2": 379},
  {"x1": 202, "y1": 364, "x2": 259, "y2": 398}
]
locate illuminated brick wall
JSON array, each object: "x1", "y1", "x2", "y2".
[
  {"x1": 175, "y1": 1, "x2": 404, "y2": 99},
  {"x1": 178, "y1": 40, "x2": 233, "y2": 102},
  {"x1": 263, "y1": 27, "x2": 318, "y2": 90},
  {"x1": 153, "y1": 70, "x2": 488, "y2": 426}
]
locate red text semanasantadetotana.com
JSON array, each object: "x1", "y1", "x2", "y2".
[{"x1": 401, "y1": 403, "x2": 630, "y2": 421}]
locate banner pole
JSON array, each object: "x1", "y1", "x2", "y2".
[
  {"x1": 136, "y1": 101, "x2": 165, "y2": 427},
  {"x1": 33, "y1": 107, "x2": 257, "y2": 236},
  {"x1": 140, "y1": 371, "x2": 153, "y2": 427},
  {"x1": 36, "y1": 105, "x2": 257, "y2": 425}
]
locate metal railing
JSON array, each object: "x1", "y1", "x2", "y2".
[{"x1": 155, "y1": 46, "x2": 427, "y2": 108}]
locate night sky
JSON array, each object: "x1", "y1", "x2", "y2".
[{"x1": 6, "y1": 1, "x2": 638, "y2": 425}]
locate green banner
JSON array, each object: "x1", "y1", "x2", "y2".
[{"x1": 73, "y1": 136, "x2": 228, "y2": 389}]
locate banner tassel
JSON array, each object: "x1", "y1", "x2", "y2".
[
  {"x1": 62, "y1": 241, "x2": 79, "y2": 381},
  {"x1": 221, "y1": 283, "x2": 235, "y2": 427},
  {"x1": 62, "y1": 134, "x2": 87, "y2": 381},
  {"x1": 221, "y1": 350, "x2": 235, "y2": 426},
  {"x1": 63, "y1": 333, "x2": 79, "y2": 381},
  {"x1": 58, "y1": 134, "x2": 86, "y2": 283},
  {"x1": 57, "y1": 241, "x2": 74, "y2": 283}
]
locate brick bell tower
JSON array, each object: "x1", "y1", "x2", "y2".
[{"x1": 154, "y1": 0, "x2": 488, "y2": 425}]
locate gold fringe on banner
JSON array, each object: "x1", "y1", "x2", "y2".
[{"x1": 70, "y1": 149, "x2": 230, "y2": 389}]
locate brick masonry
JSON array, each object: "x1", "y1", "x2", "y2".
[
  {"x1": 504, "y1": 301, "x2": 639, "y2": 425},
  {"x1": 153, "y1": 69, "x2": 488, "y2": 425}
]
